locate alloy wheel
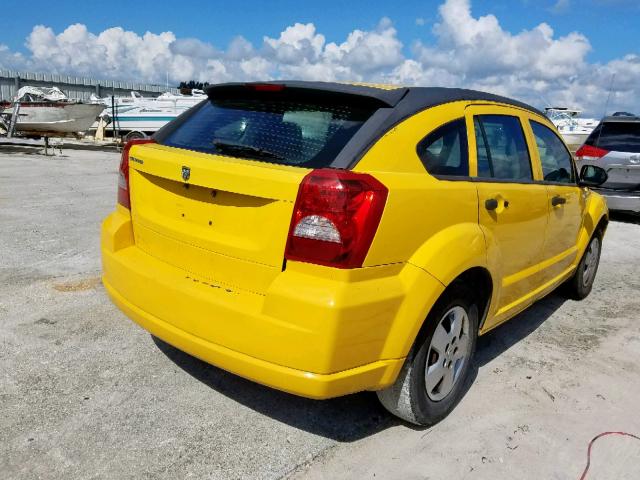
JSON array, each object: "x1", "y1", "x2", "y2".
[
  {"x1": 424, "y1": 305, "x2": 471, "y2": 401},
  {"x1": 582, "y1": 237, "x2": 600, "y2": 288}
]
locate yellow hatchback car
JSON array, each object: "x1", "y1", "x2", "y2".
[{"x1": 101, "y1": 82, "x2": 609, "y2": 425}]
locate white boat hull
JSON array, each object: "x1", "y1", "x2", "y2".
[
  {"x1": 560, "y1": 132, "x2": 591, "y2": 151},
  {"x1": 8, "y1": 103, "x2": 105, "y2": 135},
  {"x1": 91, "y1": 91, "x2": 205, "y2": 133},
  {"x1": 111, "y1": 112, "x2": 182, "y2": 132}
]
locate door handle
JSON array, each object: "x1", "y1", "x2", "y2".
[
  {"x1": 485, "y1": 198, "x2": 498, "y2": 211},
  {"x1": 551, "y1": 195, "x2": 567, "y2": 207},
  {"x1": 485, "y1": 198, "x2": 509, "y2": 211}
]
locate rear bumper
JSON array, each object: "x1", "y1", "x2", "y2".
[
  {"x1": 101, "y1": 209, "x2": 444, "y2": 399},
  {"x1": 103, "y1": 278, "x2": 401, "y2": 399},
  {"x1": 594, "y1": 189, "x2": 640, "y2": 213}
]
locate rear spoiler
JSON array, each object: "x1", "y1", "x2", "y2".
[{"x1": 206, "y1": 81, "x2": 409, "y2": 109}]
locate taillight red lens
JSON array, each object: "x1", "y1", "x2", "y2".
[
  {"x1": 575, "y1": 144, "x2": 609, "y2": 159},
  {"x1": 285, "y1": 169, "x2": 388, "y2": 269},
  {"x1": 117, "y1": 138, "x2": 155, "y2": 209}
]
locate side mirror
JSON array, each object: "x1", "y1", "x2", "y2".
[{"x1": 578, "y1": 165, "x2": 608, "y2": 188}]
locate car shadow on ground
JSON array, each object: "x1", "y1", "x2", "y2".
[
  {"x1": 153, "y1": 292, "x2": 567, "y2": 441},
  {"x1": 474, "y1": 292, "x2": 567, "y2": 367},
  {"x1": 609, "y1": 211, "x2": 640, "y2": 225}
]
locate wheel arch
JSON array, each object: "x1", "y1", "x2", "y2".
[
  {"x1": 407, "y1": 222, "x2": 490, "y2": 287},
  {"x1": 415, "y1": 267, "x2": 493, "y2": 345},
  {"x1": 448, "y1": 266, "x2": 494, "y2": 331},
  {"x1": 389, "y1": 223, "x2": 497, "y2": 358},
  {"x1": 594, "y1": 213, "x2": 609, "y2": 238},
  {"x1": 576, "y1": 192, "x2": 609, "y2": 257},
  {"x1": 389, "y1": 263, "x2": 495, "y2": 363}
]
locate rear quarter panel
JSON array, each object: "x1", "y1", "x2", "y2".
[
  {"x1": 356, "y1": 101, "x2": 484, "y2": 279},
  {"x1": 353, "y1": 102, "x2": 489, "y2": 357}
]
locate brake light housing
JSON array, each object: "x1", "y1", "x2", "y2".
[
  {"x1": 575, "y1": 144, "x2": 609, "y2": 160},
  {"x1": 246, "y1": 83, "x2": 285, "y2": 92},
  {"x1": 118, "y1": 138, "x2": 155, "y2": 209},
  {"x1": 285, "y1": 169, "x2": 388, "y2": 269}
]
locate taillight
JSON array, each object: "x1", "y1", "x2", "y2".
[
  {"x1": 285, "y1": 169, "x2": 388, "y2": 269},
  {"x1": 575, "y1": 144, "x2": 609, "y2": 160},
  {"x1": 117, "y1": 139, "x2": 155, "y2": 209}
]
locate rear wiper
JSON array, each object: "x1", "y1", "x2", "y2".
[{"x1": 212, "y1": 140, "x2": 284, "y2": 161}]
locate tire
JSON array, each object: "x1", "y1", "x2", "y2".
[
  {"x1": 124, "y1": 131, "x2": 147, "y2": 142},
  {"x1": 377, "y1": 286, "x2": 479, "y2": 426},
  {"x1": 564, "y1": 233, "x2": 602, "y2": 300}
]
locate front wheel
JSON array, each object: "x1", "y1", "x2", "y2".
[
  {"x1": 564, "y1": 234, "x2": 602, "y2": 300},
  {"x1": 377, "y1": 287, "x2": 479, "y2": 426}
]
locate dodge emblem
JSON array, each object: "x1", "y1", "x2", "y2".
[{"x1": 181, "y1": 166, "x2": 191, "y2": 181}]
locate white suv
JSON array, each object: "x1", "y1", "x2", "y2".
[{"x1": 576, "y1": 114, "x2": 640, "y2": 213}]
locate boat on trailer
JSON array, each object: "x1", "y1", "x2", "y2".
[
  {"x1": 1, "y1": 86, "x2": 104, "y2": 137},
  {"x1": 95, "y1": 90, "x2": 206, "y2": 140}
]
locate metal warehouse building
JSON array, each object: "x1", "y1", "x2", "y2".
[{"x1": 0, "y1": 69, "x2": 179, "y2": 101}]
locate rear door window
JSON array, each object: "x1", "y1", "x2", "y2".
[
  {"x1": 584, "y1": 121, "x2": 640, "y2": 153},
  {"x1": 530, "y1": 121, "x2": 575, "y2": 183},
  {"x1": 473, "y1": 115, "x2": 533, "y2": 181},
  {"x1": 416, "y1": 119, "x2": 469, "y2": 177},
  {"x1": 156, "y1": 98, "x2": 375, "y2": 168}
]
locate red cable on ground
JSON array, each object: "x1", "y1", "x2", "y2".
[{"x1": 578, "y1": 431, "x2": 640, "y2": 480}]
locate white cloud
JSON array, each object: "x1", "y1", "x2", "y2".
[
  {"x1": 0, "y1": 0, "x2": 639, "y2": 116},
  {"x1": 328, "y1": 18, "x2": 404, "y2": 74},
  {"x1": 226, "y1": 36, "x2": 255, "y2": 61},
  {"x1": 387, "y1": 0, "x2": 638, "y2": 115},
  {"x1": 0, "y1": 43, "x2": 27, "y2": 69},
  {"x1": 263, "y1": 23, "x2": 325, "y2": 65}
]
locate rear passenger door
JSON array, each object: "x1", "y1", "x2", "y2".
[
  {"x1": 466, "y1": 106, "x2": 549, "y2": 326},
  {"x1": 527, "y1": 119, "x2": 583, "y2": 281}
]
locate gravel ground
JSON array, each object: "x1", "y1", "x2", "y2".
[{"x1": 1, "y1": 143, "x2": 639, "y2": 479}]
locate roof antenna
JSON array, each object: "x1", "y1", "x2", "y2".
[
  {"x1": 602, "y1": 73, "x2": 616, "y2": 118},
  {"x1": 537, "y1": 92, "x2": 552, "y2": 112},
  {"x1": 596, "y1": 73, "x2": 616, "y2": 147}
]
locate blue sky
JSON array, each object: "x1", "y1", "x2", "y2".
[
  {"x1": 1, "y1": 0, "x2": 639, "y2": 114},
  {"x1": 3, "y1": 0, "x2": 638, "y2": 63}
]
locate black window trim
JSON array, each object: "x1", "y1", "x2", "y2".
[
  {"x1": 415, "y1": 117, "x2": 470, "y2": 179},
  {"x1": 475, "y1": 117, "x2": 495, "y2": 178},
  {"x1": 529, "y1": 119, "x2": 579, "y2": 186}
]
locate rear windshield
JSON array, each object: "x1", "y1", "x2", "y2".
[
  {"x1": 156, "y1": 98, "x2": 375, "y2": 168},
  {"x1": 585, "y1": 121, "x2": 640, "y2": 153}
]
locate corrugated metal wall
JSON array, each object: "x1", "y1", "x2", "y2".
[{"x1": 0, "y1": 69, "x2": 180, "y2": 101}]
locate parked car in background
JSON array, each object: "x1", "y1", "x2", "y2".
[
  {"x1": 576, "y1": 114, "x2": 640, "y2": 213},
  {"x1": 102, "y1": 82, "x2": 609, "y2": 426}
]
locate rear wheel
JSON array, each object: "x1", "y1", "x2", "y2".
[
  {"x1": 377, "y1": 286, "x2": 479, "y2": 426},
  {"x1": 564, "y1": 233, "x2": 602, "y2": 300}
]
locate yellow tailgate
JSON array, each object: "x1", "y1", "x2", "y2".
[{"x1": 127, "y1": 144, "x2": 307, "y2": 293}]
